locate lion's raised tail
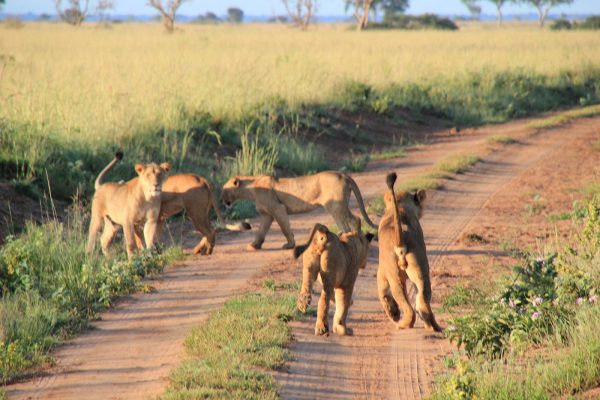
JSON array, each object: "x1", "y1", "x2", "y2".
[
  {"x1": 94, "y1": 151, "x2": 123, "y2": 190},
  {"x1": 345, "y1": 175, "x2": 378, "y2": 230},
  {"x1": 207, "y1": 180, "x2": 251, "y2": 232},
  {"x1": 293, "y1": 223, "x2": 329, "y2": 259},
  {"x1": 386, "y1": 172, "x2": 407, "y2": 268}
]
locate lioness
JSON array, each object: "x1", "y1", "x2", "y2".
[
  {"x1": 139, "y1": 174, "x2": 250, "y2": 255},
  {"x1": 222, "y1": 171, "x2": 376, "y2": 251},
  {"x1": 86, "y1": 152, "x2": 170, "y2": 258},
  {"x1": 295, "y1": 222, "x2": 374, "y2": 336},
  {"x1": 377, "y1": 172, "x2": 442, "y2": 332}
]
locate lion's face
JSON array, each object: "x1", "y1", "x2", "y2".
[
  {"x1": 135, "y1": 162, "x2": 170, "y2": 200},
  {"x1": 384, "y1": 189, "x2": 426, "y2": 219},
  {"x1": 312, "y1": 228, "x2": 329, "y2": 254},
  {"x1": 222, "y1": 176, "x2": 242, "y2": 208}
]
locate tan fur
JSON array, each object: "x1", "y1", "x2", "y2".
[
  {"x1": 377, "y1": 181, "x2": 442, "y2": 332},
  {"x1": 135, "y1": 174, "x2": 248, "y2": 255},
  {"x1": 222, "y1": 171, "x2": 376, "y2": 251},
  {"x1": 87, "y1": 157, "x2": 170, "y2": 258},
  {"x1": 295, "y1": 223, "x2": 374, "y2": 336}
]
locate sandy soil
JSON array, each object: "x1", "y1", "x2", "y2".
[{"x1": 6, "y1": 116, "x2": 600, "y2": 400}]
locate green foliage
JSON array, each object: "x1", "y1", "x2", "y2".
[
  {"x1": 446, "y1": 196, "x2": 600, "y2": 360},
  {"x1": 371, "y1": 147, "x2": 406, "y2": 161},
  {"x1": 0, "y1": 207, "x2": 182, "y2": 383},
  {"x1": 435, "y1": 154, "x2": 480, "y2": 174},
  {"x1": 226, "y1": 127, "x2": 278, "y2": 177},
  {"x1": 341, "y1": 152, "x2": 370, "y2": 173},
  {"x1": 578, "y1": 15, "x2": 600, "y2": 30},
  {"x1": 374, "y1": 13, "x2": 459, "y2": 30},
  {"x1": 442, "y1": 284, "x2": 485, "y2": 311},
  {"x1": 550, "y1": 18, "x2": 572, "y2": 30},
  {"x1": 486, "y1": 135, "x2": 517, "y2": 145},
  {"x1": 161, "y1": 285, "x2": 300, "y2": 400},
  {"x1": 276, "y1": 137, "x2": 328, "y2": 175}
]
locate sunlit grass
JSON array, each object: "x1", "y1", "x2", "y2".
[{"x1": 526, "y1": 104, "x2": 600, "y2": 130}]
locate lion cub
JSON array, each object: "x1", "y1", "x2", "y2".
[
  {"x1": 295, "y1": 223, "x2": 374, "y2": 336},
  {"x1": 86, "y1": 152, "x2": 170, "y2": 258},
  {"x1": 377, "y1": 172, "x2": 442, "y2": 332}
]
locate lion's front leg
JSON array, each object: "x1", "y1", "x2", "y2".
[
  {"x1": 247, "y1": 212, "x2": 273, "y2": 251},
  {"x1": 297, "y1": 257, "x2": 319, "y2": 313},
  {"x1": 333, "y1": 287, "x2": 353, "y2": 336},
  {"x1": 143, "y1": 215, "x2": 159, "y2": 250},
  {"x1": 271, "y1": 204, "x2": 295, "y2": 249}
]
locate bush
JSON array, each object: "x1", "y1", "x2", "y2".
[
  {"x1": 550, "y1": 19, "x2": 572, "y2": 30},
  {"x1": 373, "y1": 13, "x2": 458, "y2": 31},
  {"x1": 276, "y1": 137, "x2": 328, "y2": 175}
]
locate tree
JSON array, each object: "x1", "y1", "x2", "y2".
[
  {"x1": 487, "y1": 0, "x2": 510, "y2": 25},
  {"x1": 281, "y1": 0, "x2": 314, "y2": 30},
  {"x1": 227, "y1": 7, "x2": 244, "y2": 23},
  {"x1": 147, "y1": 0, "x2": 188, "y2": 32},
  {"x1": 373, "y1": 0, "x2": 409, "y2": 20},
  {"x1": 520, "y1": 0, "x2": 574, "y2": 27},
  {"x1": 461, "y1": 0, "x2": 482, "y2": 20},
  {"x1": 54, "y1": 0, "x2": 114, "y2": 26},
  {"x1": 345, "y1": 0, "x2": 375, "y2": 31}
]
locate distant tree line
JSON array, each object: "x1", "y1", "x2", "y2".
[
  {"x1": 461, "y1": 0, "x2": 575, "y2": 27},
  {"x1": 0, "y1": 0, "x2": 581, "y2": 31}
]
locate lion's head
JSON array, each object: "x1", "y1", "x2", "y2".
[
  {"x1": 384, "y1": 189, "x2": 426, "y2": 220},
  {"x1": 222, "y1": 176, "x2": 244, "y2": 208},
  {"x1": 135, "y1": 162, "x2": 170, "y2": 200}
]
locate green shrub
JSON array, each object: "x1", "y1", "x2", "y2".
[
  {"x1": 225, "y1": 127, "x2": 278, "y2": 177},
  {"x1": 276, "y1": 137, "x2": 328, "y2": 175},
  {"x1": 374, "y1": 13, "x2": 459, "y2": 31},
  {"x1": 550, "y1": 19, "x2": 572, "y2": 30},
  {"x1": 341, "y1": 152, "x2": 370, "y2": 172}
]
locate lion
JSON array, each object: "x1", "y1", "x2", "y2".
[
  {"x1": 295, "y1": 222, "x2": 374, "y2": 336},
  {"x1": 376, "y1": 172, "x2": 442, "y2": 332},
  {"x1": 222, "y1": 171, "x2": 377, "y2": 251},
  {"x1": 136, "y1": 174, "x2": 251, "y2": 255},
  {"x1": 86, "y1": 152, "x2": 170, "y2": 258}
]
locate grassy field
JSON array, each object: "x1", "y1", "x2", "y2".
[{"x1": 1, "y1": 22, "x2": 600, "y2": 199}]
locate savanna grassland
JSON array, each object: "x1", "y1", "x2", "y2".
[{"x1": 1, "y1": 22, "x2": 600, "y2": 199}]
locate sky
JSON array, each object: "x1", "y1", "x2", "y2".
[{"x1": 3, "y1": 0, "x2": 599, "y2": 16}]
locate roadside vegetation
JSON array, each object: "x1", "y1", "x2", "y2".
[
  {"x1": 432, "y1": 194, "x2": 600, "y2": 399},
  {"x1": 160, "y1": 280, "x2": 301, "y2": 400},
  {"x1": 0, "y1": 205, "x2": 182, "y2": 383}
]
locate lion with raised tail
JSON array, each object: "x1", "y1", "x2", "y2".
[
  {"x1": 376, "y1": 172, "x2": 442, "y2": 332},
  {"x1": 222, "y1": 171, "x2": 377, "y2": 251},
  {"x1": 87, "y1": 152, "x2": 170, "y2": 258},
  {"x1": 295, "y1": 222, "x2": 374, "y2": 336}
]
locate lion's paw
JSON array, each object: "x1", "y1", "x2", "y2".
[
  {"x1": 281, "y1": 242, "x2": 296, "y2": 250},
  {"x1": 333, "y1": 324, "x2": 353, "y2": 336},
  {"x1": 315, "y1": 322, "x2": 329, "y2": 336},
  {"x1": 297, "y1": 294, "x2": 311, "y2": 313},
  {"x1": 246, "y1": 243, "x2": 262, "y2": 251}
]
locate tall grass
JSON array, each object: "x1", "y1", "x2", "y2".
[{"x1": 1, "y1": 24, "x2": 600, "y2": 200}]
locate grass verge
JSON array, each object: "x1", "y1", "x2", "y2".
[
  {"x1": 159, "y1": 282, "x2": 300, "y2": 400},
  {"x1": 0, "y1": 206, "x2": 183, "y2": 383},
  {"x1": 432, "y1": 195, "x2": 600, "y2": 399},
  {"x1": 526, "y1": 104, "x2": 600, "y2": 130},
  {"x1": 486, "y1": 135, "x2": 517, "y2": 145}
]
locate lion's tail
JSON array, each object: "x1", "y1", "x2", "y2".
[
  {"x1": 293, "y1": 223, "x2": 328, "y2": 259},
  {"x1": 208, "y1": 180, "x2": 251, "y2": 232},
  {"x1": 386, "y1": 172, "x2": 406, "y2": 261},
  {"x1": 95, "y1": 151, "x2": 123, "y2": 190},
  {"x1": 346, "y1": 175, "x2": 378, "y2": 230}
]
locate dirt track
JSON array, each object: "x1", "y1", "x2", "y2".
[{"x1": 7, "y1": 116, "x2": 600, "y2": 400}]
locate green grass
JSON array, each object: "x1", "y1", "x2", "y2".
[
  {"x1": 341, "y1": 152, "x2": 370, "y2": 173},
  {"x1": 160, "y1": 284, "x2": 300, "y2": 400},
  {"x1": 370, "y1": 147, "x2": 407, "y2": 161},
  {"x1": 441, "y1": 284, "x2": 486, "y2": 312},
  {"x1": 526, "y1": 104, "x2": 600, "y2": 130},
  {"x1": 0, "y1": 207, "x2": 183, "y2": 383},
  {"x1": 434, "y1": 154, "x2": 481, "y2": 175},
  {"x1": 487, "y1": 135, "x2": 517, "y2": 145}
]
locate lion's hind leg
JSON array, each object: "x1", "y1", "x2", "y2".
[
  {"x1": 315, "y1": 276, "x2": 333, "y2": 336},
  {"x1": 409, "y1": 273, "x2": 443, "y2": 333},
  {"x1": 100, "y1": 218, "x2": 119, "y2": 256},
  {"x1": 332, "y1": 287, "x2": 354, "y2": 336},
  {"x1": 187, "y1": 204, "x2": 216, "y2": 255},
  {"x1": 388, "y1": 271, "x2": 416, "y2": 329},
  {"x1": 377, "y1": 268, "x2": 400, "y2": 323}
]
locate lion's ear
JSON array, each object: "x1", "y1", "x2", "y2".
[
  {"x1": 415, "y1": 189, "x2": 427, "y2": 204},
  {"x1": 232, "y1": 177, "x2": 240, "y2": 187},
  {"x1": 135, "y1": 164, "x2": 144, "y2": 175},
  {"x1": 160, "y1": 162, "x2": 171, "y2": 172},
  {"x1": 365, "y1": 233, "x2": 375, "y2": 243}
]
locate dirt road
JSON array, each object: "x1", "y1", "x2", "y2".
[{"x1": 7, "y1": 116, "x2": 600, "y2": 400}]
